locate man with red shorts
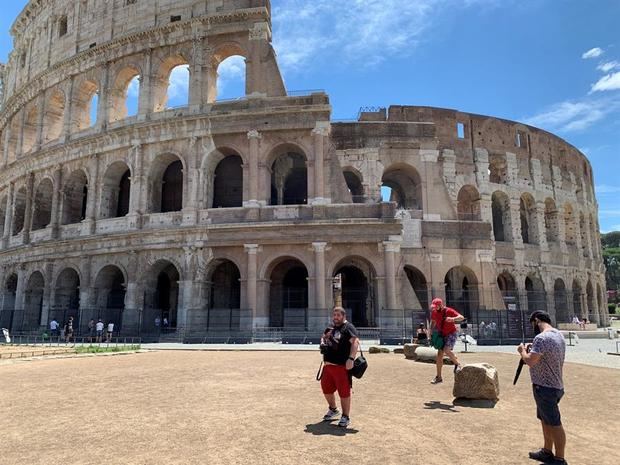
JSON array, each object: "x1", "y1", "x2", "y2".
[{"x1": 320, "y1": 307, "x2": 359, "y2": 428}]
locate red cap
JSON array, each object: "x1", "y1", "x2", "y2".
[{"x1": 431, "y1": 298, "x2": 443, "y2": 307}]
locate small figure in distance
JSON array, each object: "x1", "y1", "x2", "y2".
[{"x1": 414, "y1": 323, "x2": 429, "y2": 346}]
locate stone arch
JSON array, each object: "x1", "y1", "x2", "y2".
[
  {"x1": 586, "y1": 280, "x2": 596, "y2": 323},
  {"x1": 491, "y1": 191, "x2": 511, "y2": 242},
  {"x1": 22, "y1": 104, "x2": 39, "y2": 154},
  {"x1": 109, "y1": 65, "x2": 141, "y2": 122},
  {"x1": 149, "y1": 153, "x2": 184, "y2": 213},
  {"x1": 53, "y1": 267, "x2": 80, "y2": 312},
  {"x1": 270, "y1": 147, "x2": 308, "y2": 206},
  {"x1": 596, "y1": 282, "x2": 604, "y2": 325},
  {"x1": 12, "y1": 186, "x2": 27, "y2": 235},
  {"x1": 43, "y1": 88, "x2": 66, "y2": 143},
  {"x1": 343, "y1": 168, "x2": 365, "y2": 203},
  {"x1": 267, "y1": 257, "x2": 309, "y2": 327},
  {"x1": 1, "y1": 274, "x2": 18, "y2": 329},
  {"x1": 333, "y1": 256, "x2": 377, "y2": 327},
  {"x1": 73, "y1": 79, "x2": 99, "y2": 131},
  {"x1": 152, "y1": 54, "x2": 190, "y2": 112},
  {"x1": 525, "y1": 274, "x2": 546, "y2": 314},
  {"x1": 457, "y1": 185, "x2": 481, "y2": 221},
  {"x1": 444, "y1": 266, "x2": 479, "y2": 318},
  {"x1": 100, "y1": 161, "x2": 131, "y2": 219},
  {"x1": 212, "y1": 153, "x2": 244, "y2": 208},
  {"x1": 207, "y1": 259, "x2": 241, "y2": 310},
  {"x1": 497, "y1": 271, "x2": 517, "y2": 297},
  {"x1": 6, "y1": 115, "x2": 20, "y2": 162},
  {"x1": 520, "y1": 193, "x2": 538, "y2": 245},
  {"x1": 93, "y1": 265, "x2": 127, "y2": 328},
  {"x1": 572, "y1": 279, "x2": 583, "y2": 318},
  {"x1": 24, "y1": 271, "x2": 45, "y2": 330},
  {"x1": 554, "y1": 279, "x2": 569, "y2": 323},
  {"x1": 403, "y1": 265, "x2": 428, "y2": 311},
  {"x1": 208, "y1": 42, "x2": 248, "y2": 103},
  {"x1": 145, "y1": 259, "x2": 181, "y2": 328},
  {"x1": 381, "y1": 163, "x2": 422, "y2": 210},
  {"x1": 544, "y1": 198, "x2": 559, "y2": 244},
  {"x1": 62, "y1": 169, "x2": 88, "y2": 224},
  {"x1": 32, "y1": 178, "x2": 54, "y2": 230},
  {"x1": 563, "y1": 203, "x2": 576, "y2": 246}
]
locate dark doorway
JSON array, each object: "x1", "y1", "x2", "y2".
[
  {"x1": 212, "y1": 156, "x2": 243, "y2": 208},
  {"x1": 269, "y1": 259, "x2": 308, "y2": 327},
  {"x1": 116, "y1": 170, "x2": 131, "y2": 217},
  {"x1": 161, "y1": 160, "x2": 183, "y2": 212},
  {"x1": 337, "y1": 265, "x2": 370, "y2": 327},
  {"x1": 210, "y1": 261, "x2": 241, "y2": 309}
]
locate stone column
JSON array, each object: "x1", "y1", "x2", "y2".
[
  {"x1": 50, "y1": 167, "x2": 62, "y2": 239},
  {"x1": 182, "y1": 138, "x2": 200, "y2": 226},
  {"x1": 535, "y1": 201, "x2": 548, "y2": 251},
  {"x1": 509, "y1": 198, "x2": 524, "y2": 248},
  {"x1": 61, "y1": 77, "x2": 75, "y2": 141},
  {"x1": 311, "y1": 122, "x2": 330, "y2": 205},
  {"x1": 245, "y1": 130, "x2": 261, "y2": 207},
  {"x1": 95, "y1": 65, "x2": 110, "y2": 130},
  {"x1": 312, "y1": 242, "x2": 327, "y2": 310},
  {"x1": 22, "y1": 172, "x2": 34, "y2": 244},
  {"x1": 127, "y1": 144, "x2": 144, "y2": 229},
  {"x1": 2, "y1": 128, "x2": 11, "y2": 166},
  {"x1": 2, "y1": 183, "x2": 14, "y2": 248},
  {"x1": 40, "y1": 263, "x2": 53, "y2": 327},
  {"x1": 244, "y1": 244, "x2": 260, "y2": 325},
  {"x1": 420, "y1": 149, "x2": 440, "y2": 219},
  {"x1": 188, "y1": 37, "x2": 205, "y2": 112},
  {"x1": 35, "y1": 93, "x2": 46, "y2": 150},
  {"x1": 383, "y1": 240, "x2": 401, "y2": 309},
  {"x1": 137, "y1": 49, "x2": 153, "y2": 120},
  {"x1": 81, "y1": 156, "x2": 99, "y2": 235}
]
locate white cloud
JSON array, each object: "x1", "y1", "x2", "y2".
[
  {"x1": 167, "y1": 65, "x2": 190, "y2": 101},
  {"x1": 127, "y1": 75, "x2": 140, "y2": 98},
  {"x1": 591, "y1": 71, "x2": 620, "y2": 92},
  {"x1": 582, "y1": 47, "x2": 603, "y2": 59},
  {"x1": 597, "y1": 61, "x2": 620, "y2": 73},
  {"x1": 272, "y1": 0, "x2": 499, "y2": 72},
  {"x1": 523, "y1": 99, "x2": 614, "y2": 132}
]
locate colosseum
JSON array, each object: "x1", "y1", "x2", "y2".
[{"x1": 0, "y1": 0, "x2": 608, "y2": 342}]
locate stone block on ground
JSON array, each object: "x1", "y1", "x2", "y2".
[
  {"x1": 393, "y1": 347, "x2": 404, "y2": 354},
  {"x1": 368, "y1": 346, "x2": 381, "y2": 354},
  {"x1": 413, "y1": 346, "x2": 454, "y2": 364},
  {"x1": 379, "y1": 347, "x2": 390, "y2": 353},
  {"x1": 403, "y1": 343, "x2": 418, "y2": 359},
  {"x1": 453, "y1": 363, "x2": 500, "y2": 401}
]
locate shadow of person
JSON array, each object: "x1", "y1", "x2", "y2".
[
  {"x1": 304, "y1": 421, "x2": 360, "y2": 436},
  {"x1": 423, "y1": 401, "x2": 459, "y2": 413},
  {"x1": 453, "y1": 398, "x2": 497, "y2": 409}
]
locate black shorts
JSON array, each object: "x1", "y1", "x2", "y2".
[{"x1": 533, "y1": 384, "x2": 564, "y2": 426}]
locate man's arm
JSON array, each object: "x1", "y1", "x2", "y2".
[
  {"x1": 345, "y1": 336, "x2": 359, "y2": 370},
  {"x1": 517, "y1": 343, "x2": 542, "y2": 367}
]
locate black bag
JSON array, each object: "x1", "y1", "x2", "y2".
[{"x1": 349, "y1": 349, "x2": 368, "y2": 379}]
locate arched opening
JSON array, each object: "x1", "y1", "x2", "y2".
[
  {"x1": 215, "y1": 55, "x2": 246, "y2": 101},
  {"x1": 497, "y1": 271, "x2": 517, "y2": 298},
  {"x1": 572, "y1": 280, "x2": 582, "y2": 318},
  {"x1": 404, "y1": 266, "x2": 428, "y2": 311},
  {"x1": 381, "y1": 164, "x2": 422, "y2": 210},
  {"x1": 270, "y1": 152, "x2": 307, "y2": 205},
  {"x1": 544, "y1": 198, "x2": 559, "y2": 244},
  {"x1": 334, "y1": 258, "x2": 376, "y2": 327},
  {"x1": 554, "y1": 279, "x2": 569, "y2": 323},
  {"x1": 53, "y1": 268, "x2": 80, "y2": 325},
  {"x1": 109, "y1": 67, "x2": 140, "y2": 122},
  {"x1": 492, "y1": 191, "x2": 511, "y2": 242},
  {"x1": 22, "y1": 106, "x2": 38, "y2": 153},
  {"x1": 212, "y1": 155, "x2": 243, "y2": 208},
  {"x1": 564, "y1": 204, "x2": 576, "y2": 246},
  {"x1": 596, "y1": 282, "x2": 604, "y2": 325},
  {"x1": 525, "y1": 275, "x2": 546, "y2": 315},
  {"x1": 62, "y1": 170, "x2": 88, "y2": 224},
  {"x1": 586, "y1": 280, "x2": 596, "y2": 323},
  {"x1": 100, "y1": 162, "x2": 131, "y2": 219},
  {"x1": 7, "y1": 116, "x2": 20, "y2": 162},
  {"x1": 489, "y1": 153, "x2": 508, "y2": 184},
  {"x1": 579, "y1": 213, "x2": 589, "y2": 257},
  {"x1": 44, "y1": 89, "x2": 66, "y2": 143},
  {"x1": 94, "y1": 265, "x2": 126, "y2": 330},
  {"x1": 24, "y1": 271, "x2": 45, "y2": 330},
  {"x1": 520, "y1": 194, "x2": 538, "y2": 244},
  {"x1": 146, "y1": 261, "x2": 180, "y2": 329},
  {"x1": 12, "y1": 187, "x2": 27, "y2": 235},
  {"x1": 0, "y1": 195, "x2": 6, "y2": 237},
  {"x1": 269, "y1": 259, "x2": 309, "y2": 327},
  {"x1": 0, "y1": 274, "x2": 18, "y2": 330},
  {"x1": 208, "y1": 260, "x2": 241, "y2": 310},
  {"x1": 32, "y1": 179, "x2": 54, "y2": 230},
  {"x1": 445, "y1": 266, "x2": 478, "y2": 319},
  {"x1": 343, "y1": 169, "x2": 365, "y2": 203},
  {"x1": 152, "y1": 56, "x2": 190, "y2": 112},
  {"x1": 149, "y1": 155, "x2": 183, "y2": 213},
  {"x1": 457, "y1": 185, "x2": 481, "y2": 221},
  {"x1": 73, "y1": 80, "x2": 99, "y2": 131}
]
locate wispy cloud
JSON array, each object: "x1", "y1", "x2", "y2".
[
  {"x1": 591, "y1": 71, "x2": 620, "y2": 92},
  {"x1": 523, "y1": 98, "x2": 619, "y2": 132},
  {"x1": 582, "y1": 47, "x2": 603, "y2": 59},
  {"x1": 272, "y1": 0, "x2": 499, "y2": 72},
  {"x1": 217, "y1": 56, "x2": 245, "y2": 94},
  {"x1": 596, "y1": 185, "x2": 620, "y2": 194},
  {"x1": 597, "y1": 61, "x2": 620, "y2": 73},
  {"x1": 167, "y1": 65, "x2": 190, "y2": 102}
]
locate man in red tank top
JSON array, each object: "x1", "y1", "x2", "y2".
[{"x1": 430, "y1": 298, "x2": 464, "y2": 384}]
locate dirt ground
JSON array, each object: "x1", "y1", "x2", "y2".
[{"x1": 0, "y1": 350, "x2": 618, "y2": 465}]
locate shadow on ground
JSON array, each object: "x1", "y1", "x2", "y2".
[
  {"x1": 423, "y1": 401, "x2": 459, "y2": 413},
  {"x1": 453, "y1": 398, "x2": 497, "y2": 409},
  {"x1": 304, "y1": 421, "x2": 359, "y2": 436}
]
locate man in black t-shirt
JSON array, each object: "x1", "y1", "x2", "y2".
[{"x1": 319, "y1": 307, "x2": 359, "y2": 428}]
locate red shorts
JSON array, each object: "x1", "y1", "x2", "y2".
[{"x1": 320, "y1": 364, "x2": 351, "y2": 398}]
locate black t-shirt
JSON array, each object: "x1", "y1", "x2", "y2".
[{"x1": 322, "y1": 321, "x2": 359, "y2": 365}]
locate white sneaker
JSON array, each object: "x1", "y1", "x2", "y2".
[
  {"x1": 337, "y1": 415, "x2": 350, "y2": 428},
  {"x1": 323, "y1": 407, "x2": 339, "y2": 421}
]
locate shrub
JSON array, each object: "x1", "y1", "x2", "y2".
[{"x1": 610, "y1": 303, "x2": 617, "y2": 314}]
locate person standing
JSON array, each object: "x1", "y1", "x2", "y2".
[
  {"x1": 106, "y1": 321, "x2": 114, "y2": 342},
  {"x1": 430, "y1": 298, "x2": 464, "y2": 384},
  {"x1": 49, "y1": 318, "x2": 60, "y2": 338},
  {"x1": 518, "y1": 311, "x2": 567, "y2": 465},
  {"x1": 64, "y1": 317, "x2": 74, "y2": 343},
  {"x1": 319, "y1": 307, "x2": 359, "y2": 428},
  {"x1": 95, "y1": 319, "x2": 104, "y2": 342},
  {"x1": 88, "y1": 319, "x2": 96, "y2": 342}
]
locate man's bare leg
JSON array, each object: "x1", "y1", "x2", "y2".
[
  {"x1": 341, "y1": 396, "x2": 351, "y2": 417},
  {"x1": 549, "y1": 424, "x2": 566, "y2": 459},
  {"x1": 444, "y1": 348, "x2": 460, "y2": 367},
  {"x1": 323, "y1": 393, "x2": 337, "y2": 410},
  {"x1": 436, "y1": 349, "x2": 444, "y2": 377},
  {"x1": 541, "y1": 421, "x2": 554, "y2": 452}
]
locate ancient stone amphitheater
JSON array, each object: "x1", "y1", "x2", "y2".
[{"x1": 0, "y1": 0, "x2": 607, "y2": 341}]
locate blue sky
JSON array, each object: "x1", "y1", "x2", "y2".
[{"x1": 1, "y1": 0, "x2": 619, "y2": 231}]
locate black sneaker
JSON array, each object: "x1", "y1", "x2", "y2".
[
  {"x1": 528, "y1": 448, "x2": 554, "y2": 462},
  {"x1": 548, "y1": 458, "x2": 568, "y2": 465}
]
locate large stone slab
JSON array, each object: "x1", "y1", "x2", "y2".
[
  {"x1": 403, "y1": 344, "x2": 453, "y2": 364},
  {"x1": 453, "y1": 363, "x2": 500, "y2": 401}
]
